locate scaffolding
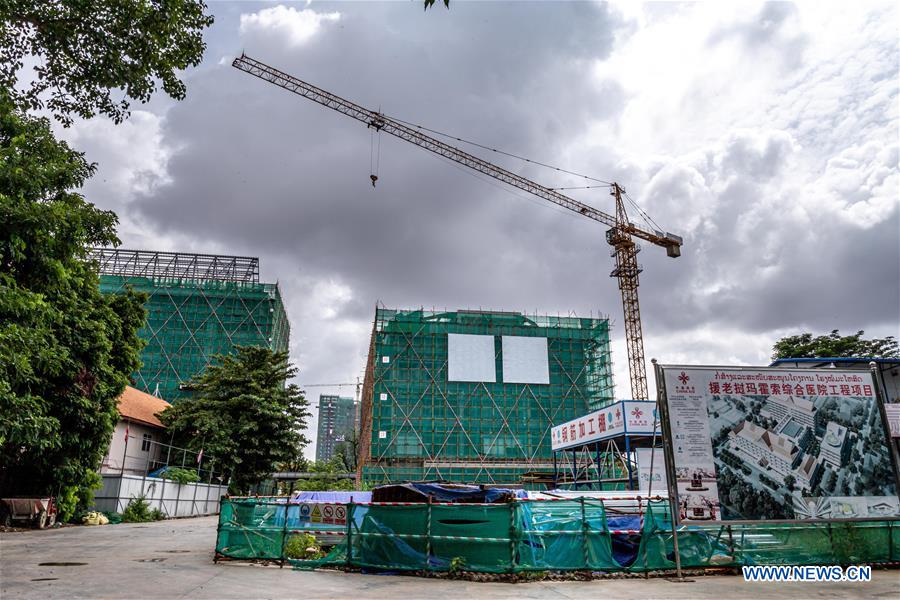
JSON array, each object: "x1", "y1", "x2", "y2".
[
  {"x1": 358, "y1": 308, "x2": 615, "y2": 487},
  {"x1": 89, "y1": 247, "x2": 260, "y2": 283},
  {"x1": 93, "y1": 248, "x2": 290, "y2": 403}
]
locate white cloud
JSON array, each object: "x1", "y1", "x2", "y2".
[
  {"x1": 54, "y1": 110, "x2": 173, "y2": 244},
  {"x1": 239, "y1": 5, "x2": 340, "y2": 48}
]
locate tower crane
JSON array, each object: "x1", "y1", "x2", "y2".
[{"x1": 232, "y1": 54, "x2": 682, "y2": 401}]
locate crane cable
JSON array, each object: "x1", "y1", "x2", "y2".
[
  {"x1": 385, "y1": 113, "x2": 614, "y2": 187},
  {"x1": 369, "y1": 126, "x2": 382, "y2": 187},
  {"x1": 623, "y1": 191, "x2": 663, "y2": 234},
  {"x1": 374, "y1": 110, "x2": 665, "y2": 228}
]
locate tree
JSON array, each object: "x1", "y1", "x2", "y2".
[
  {"x1": 0, "y1": 103, "x2": 146, "y2": 517},
  {"x1": 784, "y1": 474, "x2": 796, "y2": 491},
  {"x1": 1, "y1": 0, "x2": 214, "y2": 125},
  {"x1": 772, "y1": 330, "x2": 899, "y2": 361},
  {"x1": 294, "y1": 456, "x2": 357, "y2": 492},
  {"x1": 1, "y1": 0, "x2": 214, "y2": 519},
  {"x1": 424, "y1": 0, "x2": 450, "y2": 9},
  {"x1": 334, "y1": 429, "x2": 360, "y2": 473},
  {"x1": 160, "y1": 347, "x2": 311, "y2": 493}
]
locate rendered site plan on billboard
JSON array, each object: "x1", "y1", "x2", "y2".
[{"x1": 660, "y1": 365, "x2": 900, "y2": 524}]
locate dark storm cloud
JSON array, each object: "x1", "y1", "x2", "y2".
[
  {"x1": 634, "y1": 129, "x2": 899, "y2": 337},
  {"x1": 130, "y1": 1, "x2": 898, "y2": 343},
  {"x1": 136, "y1": 1, "x2": 627, "y2": 322},
  {"x1": 61, "y1": 2, "x2": 898, "y2": 454}
]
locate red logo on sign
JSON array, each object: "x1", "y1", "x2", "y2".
[
  {"x1": 631, "y1": 407, "x2": 643, "y2": 419},
  {"x1": 678, "y1": 372, "x2": 690, "y2": 385}
]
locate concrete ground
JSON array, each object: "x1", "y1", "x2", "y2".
[{"x1": 1, "y1": 516, "x2": 897, "y2": 599}]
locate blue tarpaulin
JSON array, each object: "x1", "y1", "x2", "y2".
[
  {"x1": 292, "y1": 491, "x2": 372, "y2": 503},
  {"x1": 606, "y1": 515, "x2": 642, "y2": 567},
  {"x1": 371, "y1": 483, "x2": 523, "y2": 503}
]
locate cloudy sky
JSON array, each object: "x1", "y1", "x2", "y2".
[{"x1": 57, "y1": 1, "x2": 899, "y2": 459}]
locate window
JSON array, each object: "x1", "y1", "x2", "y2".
[{"x1": 141, "y1": 433, "x2": 152, "y2": 452}]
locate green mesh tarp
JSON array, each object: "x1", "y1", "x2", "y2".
[{"x1": 215, "y1": 497, "x2": 898, "y2": 573}]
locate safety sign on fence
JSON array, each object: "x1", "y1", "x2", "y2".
[{"x1": 294, "y1": 502, "x2": 348, "y2": 526}]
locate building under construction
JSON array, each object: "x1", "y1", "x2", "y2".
[
  {"x1": 357, "y1": 308, "x2": 614, "y2": 487},
  {"x1": 91, "y1": 248, "x2": 290, "y2": 403}
]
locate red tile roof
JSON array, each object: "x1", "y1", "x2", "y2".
[{"x1": 117, "y1": 386, "x2": 170, "y2": 428}]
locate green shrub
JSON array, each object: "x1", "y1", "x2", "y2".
[
  {"x1": 448, "y1": 556, "x2": 467, "y2": 576},
  {"x1": 121, "y1": 495, "x2": 155, "y2": 523},
  {"x1": 284, "y1": 533, "x2": 324, "y2": 560},
  {"x1": 149, "y1": 508, "x2": 165, "y2": 521},
  {"x1": 162, "y1": 468, "x2": 200, "y2": 485}
]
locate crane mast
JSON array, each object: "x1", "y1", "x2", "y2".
[{"x1": 232, "y1": 54, "x2": 682, "y2": 400}]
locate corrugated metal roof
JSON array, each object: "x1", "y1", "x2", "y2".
[{"x1": 117, "y1": 386, "x2": 170, "y2": 428}]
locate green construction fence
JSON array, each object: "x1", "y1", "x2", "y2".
[{"x1": 215, "y1": 497, "x2": 899, "y2": 573}]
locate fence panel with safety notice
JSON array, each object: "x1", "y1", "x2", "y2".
[{"x1": 214, "y1": 497, "x2": 898, "y2": 573}]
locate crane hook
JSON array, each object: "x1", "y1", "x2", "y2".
[{"x1": 370, "y1": 174, "x2": 378, "y2": 187}]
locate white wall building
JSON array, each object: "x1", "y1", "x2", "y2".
[
  {"x1": 820, "y1": 421, "x2": 848, "y2": 469},
  {"x1": 101, "y1": 386, "x2": 171, "y2": 475},
  {"x1": 730, "y1": 420, "x2": 799, "y2": 478},
  {"x1": 794, "y1": 453, "x2": 821, "y2": 490},
  {"x1": 767, "y1": 396, "x2": 816, "y2": 429}
]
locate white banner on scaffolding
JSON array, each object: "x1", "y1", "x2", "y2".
[
  {"x1": 447, "y1": 334, "x2": 496, "y2": 382},
  {"x1": 501, "y1": 336, "x2": 549, "y2": 384}
]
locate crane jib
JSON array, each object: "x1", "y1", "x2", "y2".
[
  {"x1": 231, "y1": 55, "x2": 681, "y2": 253},
  {"x1": 232, "y1": 53, "x2": 683, "y2": 402}
]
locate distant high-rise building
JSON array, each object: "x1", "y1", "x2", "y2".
[
  {"x1": 91, "y1": 248, "x2": 290, "y2": 403},
  {"x1": 316, "y1": 395, "x2": 358, "y2": 463}
]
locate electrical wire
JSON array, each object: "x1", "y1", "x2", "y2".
[{"x1": 300, "y1": 383, "x2": 358, "y2": 388}]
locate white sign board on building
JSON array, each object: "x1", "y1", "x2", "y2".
[
  {"x1": 447, "y1": 334, "x2": 496, "y2": 382},
  {"x1": 501, "y1": 336, "x2": 550, "y2": 384},
  {"x1": 659, "y1": 364, "x2": 900, "y2": 524},
  {"x1": 550, "y1": 401, "x2": 660, "y2": 451}
]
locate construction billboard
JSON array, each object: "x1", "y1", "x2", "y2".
[{"x1": 657, "y1": 365, "x2": 900, "y2": 524}]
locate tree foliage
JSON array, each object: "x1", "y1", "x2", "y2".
[
  {"x1": 160, "y1": 347, "x2": 311, "y2": 493},
  {"x1": 0, "y1": 102, "x2": 146, "y2": 517},
  {"x1": 292, "y1": 456, "x2": 358, "y2": 492},
  {"x1": 423, "y1": 0, "x2": 450, "y2": 9},
  {"x1": 772, "y1": 330, "x2": 899, "y2": 361},
  {"x1": 1, "y1": 0, "x2": 214, "y2": 125}
]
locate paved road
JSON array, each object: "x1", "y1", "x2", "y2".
[{"x1": 1, "y1": 516, "x2": 897, "y2": 599}]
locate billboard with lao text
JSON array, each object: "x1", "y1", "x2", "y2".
[{"x1": 659, "y1": 365, "x2": 900, "y2": 524}]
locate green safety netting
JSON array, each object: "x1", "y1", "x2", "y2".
[{"x1": 215, "y1": 497, "x2": 898, "y2": 573}]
